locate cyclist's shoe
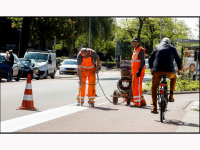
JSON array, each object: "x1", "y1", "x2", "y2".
[
  {"x1": 169, "y1": 97, "x2": 175, "y2": 102},
  {"x1": 89, "y1": 103, "x2": 95, "y2": 107},
  {"x1": 151, "y1": 105, "x2": 158, "y2": 114}
]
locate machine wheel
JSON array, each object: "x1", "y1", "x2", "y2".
[
  {"x1": 43, "y1": 71, "x2": 48, "y2": 79},
  {"x1": 127, "y1": 98, "x2": 131, "y2": 105},
  {"x1": 113, "y1": 89, "x2": 119, "y2": 105},
  {"x1": 15, "y1": 70, "x2": 20, "y2": 81},
  {"x1": 36, "y1": 74, "x2": 40, "y2": 80},
  {"x1": 51, "y1": 71, "x2": 55, "y2": 79}
]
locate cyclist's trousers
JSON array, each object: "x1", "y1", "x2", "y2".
[
  {"x1": 151, "y1": 71, "x2": 177, "y2": 104},
  {"x1": 77, "y1": 68, "x2": 96, "y2": 104}
]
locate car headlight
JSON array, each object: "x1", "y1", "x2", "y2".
[
  {"x1": 60, "y1": 67, "x2": 64, "y2": 70},
  {"x1": 40, "y1": 65, "x2": 46, "y2": 69}
]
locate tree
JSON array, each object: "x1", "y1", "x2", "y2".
[
  {"x1": 142, "y1": 18, "x2": 160, "y2": 52},
  {"x1": 137, "y1": 17, "x2": 146, "y2": 41},
  {"x1": 8, "y1": 17, "x2": 30, "y2": 57}
]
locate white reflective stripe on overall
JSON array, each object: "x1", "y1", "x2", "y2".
[
  {"x1": 77, "y1": 96, "x2": 84, "y2": 100},
  {"x1": 81, "y1": 65, "x2": 95, "y2": 69},
  {"x1": 132, "y1": 47, "x2": 141, "y2": 61},
  {"x1": 131, "y1": 60, "x2": 141, "y2": 62},
  {"x1": 139, "y1": 77, "x2": 140, "y2": 106},
  {"x1": 88, "y1": 96, "x2": 95, "y2": 99},
  {"x1": 133, "y1": 94, "x2": 144, "y2": 98},
  {"x1": 134, "y1": 97, "x2": 145, "y2": 102}
]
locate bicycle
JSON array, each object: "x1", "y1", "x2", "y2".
[{"x1": 157, "y1": 75, "x2": 169, "y2": 123}]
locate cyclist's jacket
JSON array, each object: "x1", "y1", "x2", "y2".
[{"x1": 148, "y1": 39, "x2": 182, "y2": 74}]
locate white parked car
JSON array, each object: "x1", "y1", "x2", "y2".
[
  {"x1": 59, "y1": 59, "x2": 77, "y2": 74},
  {"x1": 24, "y1": 50, "x2": 57, "y2": 79}
]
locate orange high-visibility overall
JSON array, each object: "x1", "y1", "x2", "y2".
[
  {"x1": 131, "y1": 46, "x2": 146, "y2": 106},
  {"x1": 77, "y1": 50, "x2": 96, "y2": 104}
]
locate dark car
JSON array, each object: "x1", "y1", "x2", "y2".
[
  {"x1": 0, "y1": 53, "x2": 21, "y2": 82},
  {"x1": 19, "y1": 58, "x2": 40, "y2": 80}
]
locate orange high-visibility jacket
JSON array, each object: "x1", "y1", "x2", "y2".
[{"x1": 131, "y1": 46, "x2": 145, "y2": 73}]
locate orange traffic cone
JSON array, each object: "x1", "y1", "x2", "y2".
[{"x1": 17, "y1": 74, "x2": 38, "y2": 111}]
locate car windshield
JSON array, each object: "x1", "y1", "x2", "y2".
[
  {"x1": 19, "y1": 59, "x2": 32, "y2": 66},
  {"x1": 63, "y1": 60, "x2": 77, "y2": 65},
  {"x1": 25, "y1": 53, "x2": 48, "y2": 62},
  {"x1": 0, "y1": 56, "x2": 5, "y2": 63}
]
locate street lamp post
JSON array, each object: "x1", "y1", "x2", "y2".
[{"x1": 174, "y1": 18, "x2": 176, "y2": 47}]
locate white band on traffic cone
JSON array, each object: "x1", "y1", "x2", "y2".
[
  {"x1": 23, "y1": 94, "x2": 33, "y2": 101},
  {"x1": 25, "y1": 83, "x2": 32, "y2": 89}
]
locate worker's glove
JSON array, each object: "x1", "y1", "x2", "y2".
[
  {"x1": 78, "y1": 80, "x2": 82, "y2": 87},
  {"x1": 96, "y1": 68, "x2": 99, "y2": 74},
  {"x1": 136, "y1": 68, "x2": 142, "y2": 77}
]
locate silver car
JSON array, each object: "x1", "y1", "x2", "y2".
[
  {"x1": 0, "y1": 53, "x2": 21, "y2": 81},
  {"x1": 59, "y1": 59, "x2": 77, "y2": 74}
]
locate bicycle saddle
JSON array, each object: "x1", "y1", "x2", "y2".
[{"x1": 159, "y1": 75, "x2": 168, "y2": 78}]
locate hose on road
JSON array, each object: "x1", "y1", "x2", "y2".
[{"x1": 80, "y1": 73, "x2": 113, "y2": 104}]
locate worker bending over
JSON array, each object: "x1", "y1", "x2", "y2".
[{"x1": 77, "y1": 48, "x2": 100, "y2": 107}]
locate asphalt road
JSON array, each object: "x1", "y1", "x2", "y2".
[{"x1": 1, "y1": 70, "x2": 199, "y2": 133}]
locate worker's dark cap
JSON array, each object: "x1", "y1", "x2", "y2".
[{"x1": 132, "y1": 37, "x2": 139, "y2": 42}]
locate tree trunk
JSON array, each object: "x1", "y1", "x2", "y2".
[
  {"x1": 18, "y1": 17, "x2": 31, "y2": 57},
  {"x1": 137, "y1": 17, "x2": 146, "y2": 41},
  {"x1": 149, "y1": 39, "x2": 154, "y2": 52},
  {"x1": 39, "y1": 39, "x2": 46, "y2": 50}
]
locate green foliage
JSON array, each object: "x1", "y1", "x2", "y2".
[
  {"x1": 143, "y1": 78, "x2": 199, "y2": 92},
  {"x1": 145, "y1": 69, "x2": 151, "y2": 74}
]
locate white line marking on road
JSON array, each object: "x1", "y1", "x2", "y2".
[{"x1": 1, "y1": 96, "x2": 110, "y2": 133}]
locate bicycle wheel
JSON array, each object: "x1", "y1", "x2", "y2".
[{"x1": 160, "y1": 98, "x2": 164, "y2": 123}]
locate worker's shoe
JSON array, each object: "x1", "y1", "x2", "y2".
[
  {"x1": 130, "y1": 102, "x2": 136, "y2": 107},
  {"x1": 77, "y1": 102, "x2": 83, "y2": 106},
  {"x1": 89, "y1": 103, "x2": 95, "y2": 107},
  {"x1": 169, "y1": 97, "x2": 175, "y2": 102},
  {"x1": 151, "y1": 105, "x2": 158, "y2": 114},
  {"x1": 122, "y1": 98, "x2": 127, "y2": 103},
  {"x1": 141, "y1": 100, "x2": 146, "y2": 106}
]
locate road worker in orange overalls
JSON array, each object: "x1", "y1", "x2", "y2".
[
  {"x1": 130, "y1": 37, "x2": 147, "y2": 107},
  {"x1": 77, "y1": 48, "x2": 100, "y2": 107}
]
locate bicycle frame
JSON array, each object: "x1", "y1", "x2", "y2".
[{"x1": 157, "y1": 76, "x2": 168, "y2": 123}]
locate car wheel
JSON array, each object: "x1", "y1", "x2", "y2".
[
  {"x1": 15, "y1": 70, "x2": 20, "y2": 81},
  {"x1": 43, "y1": 71, "x2": 48, "y2": 79},
  {"x1": 36, "y1": 74, "x2": 40, "y2": 80},
  {"x1": 51, "y1": 71, "x2": 55, "y2": 79}
]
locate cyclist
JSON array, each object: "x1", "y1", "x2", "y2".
[{"x1": 148, "y1": 37, "x2": 182, "y2": 114}]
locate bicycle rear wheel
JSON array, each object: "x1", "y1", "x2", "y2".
[{"x1": 160, "y1": 98, "x2": 164, "y2": 123}]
